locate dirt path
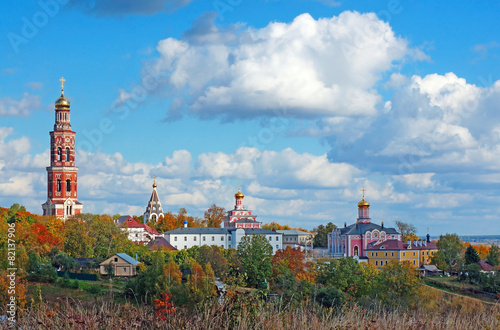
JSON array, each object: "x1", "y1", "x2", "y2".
[{"x1": 424, "y1": 283, "x2": 499, "y2": 306}]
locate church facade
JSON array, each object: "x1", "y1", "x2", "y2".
[
  {"x1": 328, "y1": 194, "x2": 400, "y2": 258},
  {"x1": 42, "y1": 78, "x2": 83, "y2": 219}
]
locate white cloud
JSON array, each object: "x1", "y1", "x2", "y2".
[
  {"x1": 397, "y1": 173, "x2": 435, "y2": 188},
  {"x1": 0, "y1": 93, "x2": 42, "y2": 117},
  {"x1": 195, "y1": 147, "x2": 360, "y2": 189},
  {"x1": 140, "y1": 11, "x2": 415, "y2": 120}
]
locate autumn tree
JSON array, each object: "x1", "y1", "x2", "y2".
[
  {"x1": 156, "y1": 211, "x2": 178, "y2": 233},
  {"x1": 203, "y1": 204, "x2": 225, "y2": 228},
  {"x1": 395, "y1": 220, "x2": 418, "y2": 242},
  {"x1": 237, "y1": 234, "x2": 273, "y2": 288},
  {"x1": 186, "y1": 261, "x2": 215, "y2": 304},
  {"x1": 487, "y1": 244, "x2": 499, "y2": 268},
  {"x1": 163, "y1": 258, "x2": 182, "y2": 289},
  {"x1": 272, "y1": 246, "x2": 307, "y2": 279},
  {"x1": 313, "y1": 222, "x2": 336, "y2": 248},
  {"x1": 263, "y1": 222, "x2": 310, "y2": 232}
]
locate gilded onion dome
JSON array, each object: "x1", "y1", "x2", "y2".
[
  {"x1": 235, "y1": 188, "x2": 244, "y2": 199},
  {"x1": 358, "y1": 198, "x2": 370, "y2": 208},
  {"x1": 55, "y1": 77, "x2": 70, "y2": 107}
]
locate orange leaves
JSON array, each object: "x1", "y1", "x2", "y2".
[
  {"x1": 154, "y1": 292, "x2": 176, "y2": 320},
  {"x1": 31, "y1": 223, "x2": 61, "y2": 248},
  {"x1": 203, "y1": 204, "x2": 225, "y2": 228},
  {"x1": 272, "y1": 246, "x2": 312, "y2": 281}
]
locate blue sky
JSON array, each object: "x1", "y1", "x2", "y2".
[{"x1": 1, "y1": 0, "x2": 500, "y2": 235}]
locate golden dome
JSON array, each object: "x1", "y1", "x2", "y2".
[
  {"x1": 234, "y1": 189, "x2": 244, "y2": 199},
  {"x1": 152, "y1": 182, "x2": 157, "y2": 188},
  {"x1": 55, "y1": 94, "x2": 70, "y2": 107},
  {"x1": 358, "y1": 198, "x2": 370, "y2": 208}
]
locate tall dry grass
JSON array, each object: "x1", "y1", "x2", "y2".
[{"x1": 7, "y1": 293, "x2": 500, "y2": 330}]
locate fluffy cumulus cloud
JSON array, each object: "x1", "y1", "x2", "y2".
[
  {"x1": 195, "y1": 147, "x2": 360, "y2": 189},
  {"x1": 139, "y1": 11, "x2": 415, "y2": 120},
  {"x1": 0, "y1": 93, "x2": 42, "y2": 117},
  {"x1": 70, "y1": 0, "x2": 191, "y2": 16}
]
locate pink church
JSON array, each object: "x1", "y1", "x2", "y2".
[
  {"x1": 328, "y1": 194, "x2": 401, "y2": 258},
  {"x1": 224, "y1": 187, "x2": 261, "y2": 229}
]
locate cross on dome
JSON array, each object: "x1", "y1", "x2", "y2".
[{"x1": 60, "y1": 77, "x2": 66, "y2": 94}]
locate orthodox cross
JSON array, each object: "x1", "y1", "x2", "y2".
[
  {"x1": 60, "y1": 77, "x2": 66, "y2": 92},
  {"x1": 361, "y1": 187, "x2": 366, "y2": 199},
  {"x1": 238, "y1": 181, "x2": 241, "y2": 192}
]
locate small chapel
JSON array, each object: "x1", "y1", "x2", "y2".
[{"x1": 143, "y1": 177, "x2": 164, "y2": 222}]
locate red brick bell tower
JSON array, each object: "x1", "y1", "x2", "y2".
[{"x1": 42, "y1": 77, "x2": 83, "y2": 219}]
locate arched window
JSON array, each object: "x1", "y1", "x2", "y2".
[
  {"x1": 57, "y1": 147, "x2": 62, "y2": 162},
  {"x1": 354, "y1": 246, "x2": 359, "y2": 256},
  {"x1": 66, "y1": 180, "x2": 71, "y2": 192},
  {"x1": 57, "y1": 179, "x2": 61, "y2": 192},
  {"x1": 65, "y1": 148, "x2": 70, "y2": 161}
]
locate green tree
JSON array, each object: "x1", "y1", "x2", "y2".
[
  {"x1": 125, "y1": 250, "x2": 166, "y2": 302},
  {"x1": 313, "y1": 222, "x2": 336, "y2": 248},
  {"x1": 375, "y1": 261, "x2": 420, "y2": 306},
  {"x1": 63, "y1": 218, "x2": 93, "y2": 258},
  {"x1": 487, "y1": 244, "x2": 499, "y2": 268},
  {"x1": 203, "y1": 204, "x2": 225, "y2": 228},
  {"x1": 237, "y1": 234, "x2": 273, "y2": 288},
  {"x1": 312, "y1": 285, "x2": 345, "y2": 309},
  {"x1": 315, "y1": 257, "x2": 374, "y2": 298},
  {"x1": 395, "y1": 220, "x2": 418, "y2": 242},
  {"x1": 196, "y1": 245, "x2": 228, "y2": 278},
  {"x1": 52, "y1": 252, "x2": 78, "y2": 271},
  {"x1": 435, "y1": 233, "x2": 463, "y2": 273},
  {"x1": 465, "y1": 245, "x2": 480, "y2": 265}
]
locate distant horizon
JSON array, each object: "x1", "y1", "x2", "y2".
[{"x1": 1, "y1": 1, "x2": 500, "y2": 236}]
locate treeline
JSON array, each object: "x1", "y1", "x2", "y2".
[{"x1": 431, "y1": 233, "x2": 500, "y2": 293}]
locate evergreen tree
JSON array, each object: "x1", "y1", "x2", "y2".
[
  {"x1": 465, "y1": 245, "x2": 480, "y2": 265},
  {"x1": 486, "y1": 244, "x2": 499, "y2": 268}
]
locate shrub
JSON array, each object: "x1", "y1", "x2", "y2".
[{"x1": 312, "y1": 285, "x2": 345, "y2": 309}]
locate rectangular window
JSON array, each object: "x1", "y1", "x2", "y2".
[
  {"x1": 123, "y1": 268, "x2": 127, "y2": 273},
  {"x1": 403, "y1": 252, "x2": 406, "y2": 256},
  {"x1": 114, "y1": 258, "x2": 118, "y2": 262},
  {"x1": 276, "y1": 236, "x2": 279, "y2": 241},
  {"x1": 391, "y1": 252, "x2": 394, "y2": 256},
  {"x1": 184, "y1": 245, "x2": 187, "y2": 249},
  {"x1": 174, "y1": 236, "x2": 177, "y2": 241},
  {"x1": 269, "y1": 237, "x2": 272, "y2": 241},
  {"x1": 413, "y1": 252, "x2": 416, "y2": 256},
  {"x1": 184, "y1": 237, "x2": 187, "y2": 241},
  {"x1": 212, "y1": 236, "x2": 214, "y2": 241},
  {"x1": 276, "y1": 245, "x2": 279, "y2": 249},
  {"x1": 194, "y1": 236, "x2": 197, "y2": 241},
  {"x1": 221, "y1": 237, "x2": 224, "y2": 241},
  {"x1": 203, "y1": 236, "x2": 206, "y2": 241},
  {"x1": 375, "y1": 252, "x2": 378, "y2": 256},
  {"x1": 228, "y1": 236, "x2": 231, "y2": 241}
]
